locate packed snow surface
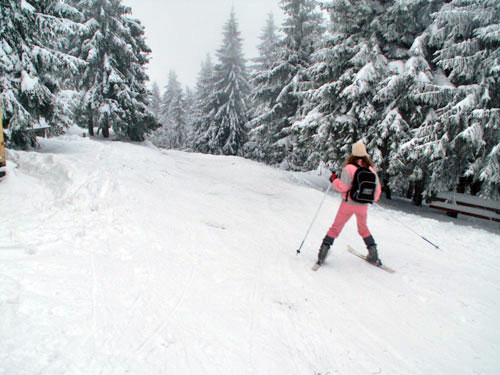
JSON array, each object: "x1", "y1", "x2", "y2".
[{"x1": 1, "y1": 129, "x2": 500, "y2": 375}]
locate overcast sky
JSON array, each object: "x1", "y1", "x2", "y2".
[{"x1": 121, "y1": 0, "x2": 285, "y2": 90}]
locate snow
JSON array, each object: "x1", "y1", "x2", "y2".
[
  {"x1": 20, "y1": 0, "x2": 35, "y2": 13},
  {"x1": 293, "y1": 107, "x2": 322, "y2": 129},
  {"x1": 1, "y1": 129, "x2": 500, "y2": 374},
  {"x1": 335, "y1": 114, "x2": 354, "y2": 124},
  {"x1": 433, "y1": 69, "x2": 455, "y2": 88},
  {"x1": 0, "y1": 40, "x2": 14, "y2": 58},
  {"x1": 410, "y1": 34, "x2": 428, "y2": 57},
  {"x1": 20, "y1": 70, "x2": 39, "y2": 92},
  {"x1": 417, "y1": 70, "x2": 431, "y2": 84},
  {"x1": 388, "y1": 60, "x2": 405, "y2": 75},
  {"x1": 356, "y1": 62, "x2": 376, "y2": 82}
]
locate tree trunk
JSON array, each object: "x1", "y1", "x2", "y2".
[
  {"x1": 88, "y1": 119, "x2": 94, "y2": 136},
  {"x1": 383, "y1": 178, "x2": 392, "y2": 199},
  {"x1": 412, "y1": 179, "x2": 424, "y2": 206},
  {"x1": 102, "y1": 126, "x2": 109, "y2": 138},
  {"x1": 456, "y1": 176, "x2": 467, "y2": 193},
  {"x1": 406, "y1": 182, "x2": 414, "y2": 199},
  {"x1": 87, "y1": 104, "x2": 94, "y2": 136},
  {"x1": 102, "y1": 112, "x2": 110, "y2": 138},
  {"x1": 471, "y1": 180, "x2": 482, "y2": 196}
]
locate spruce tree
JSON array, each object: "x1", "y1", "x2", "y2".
[
  {"x1": 249, "y1": 0, "x2": 324, "y2": 167},
  {"x1": 246, "y1": 13, "x2": 281, "y2": 161},
  {"x1": 0, "y1": 0, "x2": 82, "y2": 148},
  {"x1": 292, "y1": 0, "x2": 389, "y2": 172},
  {"x1": 183, "y1": 86, "x2": 195, "y2": 146},
  {"x1": 254, "y1": 13, "x2": 280, "y2": 72},
  {"x1": 150, "y1": 82, "x2": 162, "y2": 121},
  {"x1": 153, "y1": 71, "x2": 186, "y2": 149},
  {"x1": 293, "y1": 0, "x2": 444, "y2": 202},
  {"x1": 190, "y1": 54, "x2": 216, "y2": 153},
  {"x1": 71, "y1": 0, "x2": 158, "y2": 141},
  {"x1": 201, "y1": 9, "x2": 250, "y2": 156},
  {"x1": 369, "y1": 0, "x2": 444, "y2": 200},
  {"x1": 413, "y1": 0, "x2": 500, "y2": 199}
]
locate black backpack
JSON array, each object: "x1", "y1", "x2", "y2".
[{"x1": 349, "y1": 166, "x2": 377, "y2": 203}]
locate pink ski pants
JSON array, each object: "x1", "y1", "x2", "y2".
[{"x1": 326, "y1": 201, "x2": 371, "y2": 239}]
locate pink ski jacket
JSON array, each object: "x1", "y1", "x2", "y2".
[{"x1": 332, "y1": 163, "x2": 382, "y2": 206}]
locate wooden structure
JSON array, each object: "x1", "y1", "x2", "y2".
[
  {"x1": 24, "y1": 125, "x2": 51, "y2": 137},
  {"x1": 430, "y1": 191, "x2": 500, "y2": 223}
]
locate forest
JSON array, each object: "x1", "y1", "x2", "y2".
[{"x1": 1, "y1": 0, "x2": 499, "y2": 202}]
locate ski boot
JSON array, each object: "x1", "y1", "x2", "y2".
[
  {"x1": 316, "y1": 236, "x2": 334, "y2": 266},
  {"x1": 363, "y1": 235, "x2": 382, "y2": 266}
]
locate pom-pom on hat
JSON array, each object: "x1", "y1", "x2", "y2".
[{"x1": 352, "y1": 141, "x2": 367, "y2": 157}]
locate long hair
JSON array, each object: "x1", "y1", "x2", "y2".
[{"x1": 345, "y1": 155, "x2": 374, "y2": 168}]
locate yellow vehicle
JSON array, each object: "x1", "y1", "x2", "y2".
[{"x1": 0, "y1": 99, "x2": 6, "y2": 179}]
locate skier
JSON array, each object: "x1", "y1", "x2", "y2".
[{"x1": 315, "y1": 141, "x2": 382, "y2": 267}]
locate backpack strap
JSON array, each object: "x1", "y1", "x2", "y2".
[{"x1": 345, "y1": 165, "x2": 358, "y2": 202}]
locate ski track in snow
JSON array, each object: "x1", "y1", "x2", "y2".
[{"x1": 1, "y1": 129, "x2": 500, "y2": 374}]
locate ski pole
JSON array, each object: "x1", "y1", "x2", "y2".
[
  {"x1": 374, "y1": 202, "x2": 440, "y2": 249},
  {"x1": 296, "y1": 183, "x2": 332, "y2": 255}
]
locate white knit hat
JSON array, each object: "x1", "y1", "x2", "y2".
[{"x1": 352, "y1": 141, "x2": 367, "y2": 157}]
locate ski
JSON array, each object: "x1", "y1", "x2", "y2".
[{"x1": 347, "y1": 245, "x2": 395, "y2": 273}]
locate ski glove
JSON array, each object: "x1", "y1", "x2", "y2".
[{"x1": 329, "y1": 172, "x2": 337, "y2": 182}]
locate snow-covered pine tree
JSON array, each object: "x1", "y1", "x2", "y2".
[
  {"x1": 190, "y1": 54, "x2": 216, "y2": 153},
  {"x1": 168, "y1": 92, "x2": 186, "y2": 149},
  {"x1": 71, "y1": 0, "x2": 157, "y2": 141},
  {"x1": 150, "y1": 82, "x2": 162, "y2": 121},
  {"x1": 183, "y1": 86, "x2": 195, "y2": 146},
  {"x1": 248, "y1": 0, "x2": 324, "y2": 167},
  {"x1": 152, "y1": 71, "x2": 186, "y2": 149},
  {"x1": 413, "y1": 0, "x2": 500, "y2": 199},
  {"x1": 292, "y1": 0, "x2": 389, "y2": 173},
  {"x1": 245, "y1": 13, "x2": 281, "y2": 161},
  {"x1": 120, "y1": 11, "x2": 159, "y2": 141},
  {"x1": 293, "y1": 0, "x2": 445, "y2": 203},
  {"x1": 203, "y1": 9, "x2": 251, "y2": 156},
  {"x1": 368, "y1": 0, "x2": 444, "y2": 200},
  {"x1": 254, "y1": 13, "x2": 280, "y2": 73},
  {"x1": 160, "y1": 72, "x2": 181, "y2": 122},
  {"x1": 0, "y1": 0, "x2": 83, "y2": 148}
]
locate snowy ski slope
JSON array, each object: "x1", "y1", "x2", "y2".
[{"x1": 1, "y1": 128, "x2": 499, "y2": 374}]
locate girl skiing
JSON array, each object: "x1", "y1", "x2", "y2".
[{"x1": 315, "y1": 141, "x2": 382, "y2": 267}]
